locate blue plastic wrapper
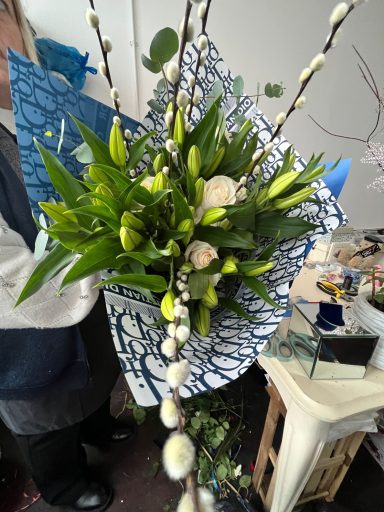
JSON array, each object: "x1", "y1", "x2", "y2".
[{"x1": 35, "y1": 38, "x2": 97, "y2": 91}]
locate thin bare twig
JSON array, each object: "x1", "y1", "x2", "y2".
[{"x1": 308, "y1": 115, "x2": 366, "y2": 144}]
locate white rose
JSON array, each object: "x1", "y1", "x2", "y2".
[
  {"x1": 201, "y1": 176, "x2": 237, "y2": 211},
  {"x1": 185, "y1": 241, "x2": 221, "y2": 287},
  {"x1": 140, "y1": 176, "x2": 155, "y2": 190},
  {"x1": 185, "y1": 240, "x2": 218, "y2": 269}
]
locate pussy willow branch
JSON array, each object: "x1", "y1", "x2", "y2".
[
  {"x1": 309, "y1": 45, "x2": 384, "y2": 174},
  {"x1": 169, "y1": 0, "x2": 193, "y2": 142},
  {"x1": 187, "y1": 0, "x2": 213, "y2": 122},
  {"x1": 88, "y1": 0, "x2": 126, "y2": 136},
  {"x1": 242, "y1": 2, "x2": 357, "y2": 187}
]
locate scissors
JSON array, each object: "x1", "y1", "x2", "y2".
[{"x1": 316, "y1": 280, "x2": 354, "y2": 302}]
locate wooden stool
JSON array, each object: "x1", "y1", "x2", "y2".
[{"x1": 252, "y1": 382, "x2": 366, "y2": 510}]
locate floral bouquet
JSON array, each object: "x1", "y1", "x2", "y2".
[{"x1": 15, "y1": 0, "x2": 368, "y2": 507}]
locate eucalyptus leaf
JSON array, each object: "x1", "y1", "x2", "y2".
[
  {"x1": 149, "y1": 27, "x2": 179, "y2": 64},
  {"x1": 233, "y1": 75, "x2": 244, "y2": 98},
  {"x1": 216, "y1": 464, "x2": 228, "y2": 481},
  {"x1": 147, "y1": 99, "x2": 165, "y2": 114},
  {"x1": 141, "y1": 53, "x2": 161, "y2": 73}
]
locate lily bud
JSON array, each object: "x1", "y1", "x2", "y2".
[
  {"x1": 272, "y1": 187, "x2": 317, "y2": 210},
  {"x1": 120, "y1": 226, "x2": 144, "y2": 252},
  {"x1": 161, "y1": 290, "x2": 176, "y2": 321},
  {"x1": 121, "y1": 211, "x2": 145, "y2": 231},
  {"x1": 166, "y1": 239, "x2": 181, "y2": 257},
  {"x1": 94, "y1": 184, "x2": 113, "y2": 206},
  {"x1": 200, "y1": 207, "x2": 227, "y2": 226},
  {"x1": 194, "y1": 178, "x2": 205, "y2": 207},
  {"x1": 178, "y1": 219, "x2": 194, "y2": 233},
  {"x1": 187, "y1": 145, "x2": 201, "y2": 179},
  {"x1": 153, "y1": 153, "x2": 165, "y2": 174},
  {"x1": 202, "y1": 282, "x2": 218, "y2": 309},
  {"x1": 109, "y1": 122, "x2": 126, "y2": 167},
  {"x1": 180, "y1": 262, "x2": 194, "y2": 274},
  {"x1": 174, "y1": 109, "x2": 185, "y2": 146},
  {"x1": 244, "y1": 261, "x2": 274, "y2": 277},
  {"x1": 267, "y1": 171, "x2": 301, "y2": 200},
  {"x1": 204, "y1": 146, "x2": 225, "y2": 177},
  {"x1": 196, "y1": 302, "x2": 210, "y2": 337},
  {"x1": 151, "y1": 172, "x2": 168, "y2": 194},
  {"x1": 221, "y1": 255, "x2": 238, "y2": 275}
]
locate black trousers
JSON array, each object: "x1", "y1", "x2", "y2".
[{"x1": 13, "y1": 398, "x2": 114, "y2": 506}]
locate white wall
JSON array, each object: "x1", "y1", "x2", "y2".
[{"x1": 15, "y1": 1, "x2": 384, "y2": 227}]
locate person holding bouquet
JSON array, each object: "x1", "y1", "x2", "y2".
[{"x1": 0, "y1": 1, "x2": 130, "y2": 510}]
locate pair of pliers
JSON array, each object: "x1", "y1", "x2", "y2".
[{"x1": 316, "y1": 280, "x2": 354, "y2": 302}]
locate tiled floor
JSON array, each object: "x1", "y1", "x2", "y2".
[{"x1": 1, "y1": 368, "x2": 383, "y2": 512}]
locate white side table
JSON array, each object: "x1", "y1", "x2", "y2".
[{"x1": 256, "y1": 351, "x2": 384, "y2": 512}]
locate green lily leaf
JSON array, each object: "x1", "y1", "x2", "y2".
[
  {"x1": 226, "y1": 202, "x2": 256, "y2": 231},
  {"x1": 196, "y1": 258, "x2": 223, "y2": 275},
  {"x1": 127, "y1": 131, "x2": 156, "y2": 171},
  {"x1": 147, "y1": 99, "x2": 164, "y2": 114},
  {"x1": 87, "y1": 164, "x2": 132, "y2": 188},
  {"x1": 171, "y1": 182, "x2": 193, "y2": 227},
  {"x1": 242, "y1": 277, "x2": 285, "y2": 309},
  {"x1": 189, "y1": 273, "x2": 209, "y2": 300},
  {"x1": 60, "y1": 238, "x2": 123, "y2": 291},
  {"x1": 256, "y1": 231, "x2": 280, "y2": 261},
  {"x1": 195, "y1": 226, "x2": 256, "y2": 250},
  {"x1": 34, "y1": 140, "x2": 89, "y2": 212},
  {"x1": 68, "y1": 205, "x2": 120, "y2": 232},
  {"x1": 69, "y1": 114, "x2": 116, "y2": 168},
  {"x1": 218, "y1": 297, "x2": 261, "y2": 321},
  {"x1": 97, "y1": 273, "x2": 168, "y2": 293},
  {"x1": 15, "y1": 244, "x2": 74, "y2": 306},
  {"x1": 253, "y1": 212, "x2": 318, "y2": 240}
]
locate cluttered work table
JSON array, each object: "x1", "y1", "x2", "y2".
[{"x1": 253, "y1": 230, "x2": 384, "y2": 512}]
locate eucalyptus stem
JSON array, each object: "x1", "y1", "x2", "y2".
[{"x1": 242, "y1": 2, "x2": 357, "y2": 188}]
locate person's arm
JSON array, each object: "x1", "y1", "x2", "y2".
[{"x1": 0, "y1": 213, "x2": 100, "y2": 329}]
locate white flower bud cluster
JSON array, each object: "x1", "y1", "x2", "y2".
[
  {"x1": 327, "y1": 28, "x2": 343, "y2": 48},
  {"x1": 177, "y1": 90, "x2": 190, "y2": 108},
  {"x1": 172, "y1": 151, "x2": 178, "y2": 164},
  {"x1": 193, "y1": 93, "x2": 201, "y2": 105},
  {"x1": 102, "y1": 35, "x2": 112, "y2": 53},
  {"x1": 197, "y1": 35, "x2": 208, "y2": 51},
  {"x1": 252, "y1": 149, "x2": 263, "y2": 162},
  {"x1": 166, "y1": 139, "x2": 176, "y2": 153},
  {"x1": 163, "y1": 432, "x2": 195, "y2": 480},
  {"x1": 239, "y1": 176, "x2": 247, "y2": 186},
  {"x1": 124, "y1": 129, "x2": 132, "y2": 140},
  {"x1": 178, "y1": 17, "x2": 195, "y2": 42},
  {"x1": 299, "y1": 67, "x2": 312, "y2": 83},
  {"x1": 264, "y1": 142, "x2": 274, "y2": 155},
  {"x1": 162, "y1": 166, "x2": 170, "y2": 176},
  {"x1": 166, "y1": 359, "x2": 191, "y2": 388},
  {"x1": 310, "y1": 53, "x2": 326, "y2": 72},
  {"x1": 165, "y1": 111, "x2": 174, "y2": 128},
  {"x1": 329, "y1": 2, "x2": 349, "y2": 26},
  {"x1": 185, "y1": 122, "x2": 193, "y2": 133},
  {"x1": 253, "y1": 165, "x2": 261, "y2": 176},
  {"x1": 188, "y1": 75, "x2": 196, "y2": 88},
  {"x1": 165, "y1": 62, "x2": 180, "y2": 85},
  {"x1": 199, "y1": 52, "x2": 207, "y2": 67},
  {"x1": 98, "y1": 61, "x2": 107, "y2": 77},
  {"x1": 295, "y1": 95, "x2": 306, "y2": 109},
  {"x1": 275, "y1": 112, "x2": 287, "y2": 126},
  {"x1": 177, "y1": 488, "x2": 215, "y2": 512},
  {"x1": 113, "y1": 116, "x2": 121, "y2": 126},
  {"x1": 110, "y1": 87, "x2": 120, "y2": 100},
  {"x1": 85, "y1": 7, "x2": 99, "y2": 29},
  {"x1": 197, "y1": 2, "x2": 207, "y2": 18},
  {"x1": 160, "y1": 398, "x2": 179, "y2": 429}
]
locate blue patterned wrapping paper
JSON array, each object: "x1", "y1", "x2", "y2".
[{"x1": 9, "y1": 45, "x2": 347, "y2": 407}]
